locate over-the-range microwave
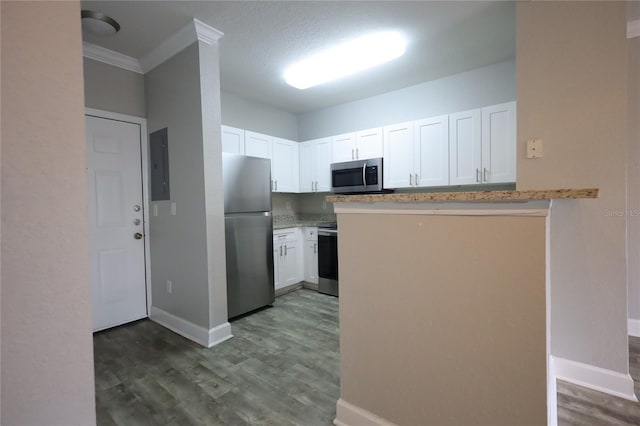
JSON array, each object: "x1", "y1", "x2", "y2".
[{"x1": 330, "y1": 157, "x2": 392, "y2": 194}]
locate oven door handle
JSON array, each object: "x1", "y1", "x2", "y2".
[
  {"x1": 362, "y1": 162, "x2": 367, "y2": 187},
  {"x1": 318, "y1": 229, "x2": 337, "y2": 236}
]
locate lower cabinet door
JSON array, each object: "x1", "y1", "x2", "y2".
[
  {"x1": 280, "y1": 241, "x2": 301, "y2": 286},
  {"x1": 304, "y1": 240, "x2": 319, "y2": 284}
]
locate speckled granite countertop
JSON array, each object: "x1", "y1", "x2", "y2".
[
  {"x1": 325, "y1": 188, "x2": 599, "y2": 203},
  {"x1": 273, "y1": 214, "x2": 336, "y2": 230}
]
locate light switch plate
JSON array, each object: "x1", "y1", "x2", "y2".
[
  {"x1": 527, "y1": 139, "x2": 543, "y2": 159},
  {"x1": 170, "y1": 202, "x2": 177, "y2": 216}
]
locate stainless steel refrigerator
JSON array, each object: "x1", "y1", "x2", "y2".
[{"x1": 223, "y1": 153, "x2": 275, "y2": 319}]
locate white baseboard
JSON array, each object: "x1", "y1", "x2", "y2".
[
  {"x1": 548, "y1": 356, "x2": 558, "y2": 426},
  {"x1": 629, "y1": 318, "x2": 640, "y2": 337},
  {"x1": 333, "y1": 398, "x2": 397, "y2": 426},
  {"x1": 552, "y1": 356, "x2": 638, "y2": 402},
  {"x1": 150, "y1": 306, "x2": 233, "y2": 348},
  {"x1": 208, "y1": 321, "x2": 233, "y2": 347}
]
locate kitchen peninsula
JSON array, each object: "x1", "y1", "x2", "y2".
[{"x1": 327, "y1": 188, "x2": 598, "y2": 426}]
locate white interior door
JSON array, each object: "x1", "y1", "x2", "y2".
[{"x1": 86, "y1": 115, "x2": 147, "y2": 331}]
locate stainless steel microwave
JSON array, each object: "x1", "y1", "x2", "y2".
[{"x1": 330, "y1": 157, "x2": 388, "y2": 194}]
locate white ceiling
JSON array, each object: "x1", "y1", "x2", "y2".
[{"x1": 81, "y1": 1, "x2": 515, "y2": 114}]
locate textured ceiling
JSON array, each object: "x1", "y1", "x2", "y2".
[{"x1": 81, "y1": 1, "x2": 516, "y2": 114}]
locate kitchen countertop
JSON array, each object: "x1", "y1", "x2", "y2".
[
  {"x1": 325, "y1": 188, "x2": 599, "y2": 203},
  {"x1": 273, "y1": 214, "x2": 336, "y2": 230}
]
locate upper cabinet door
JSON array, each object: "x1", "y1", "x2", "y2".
[
  {"x1": 355, "y1": 127, "x2": 383, "y2": 160},
  {"x1": 331, "y1": 133, "x2": 356, "y2": 163},
  {"x1": 221, "y1": 125, "x2": 245, "y2": 155},
  {"x1": 414, "y1": 115, "x2": 449, "y2": 188},
  {"x1": 299, "y1": 141, "x2": 315, "y2": 193},
  {"x1": 245, "y1": 131, "x2": 272, "y2": 159},
  {"x1": 314, "y1": 137, "x2": 332, "y2": 192},
  {"x1": 272, "y1": 137, "x2": 299, "y2": 193},
  {"x1": 383, "y1": 122, "x2": 414, "y2": 189},
  {"x1": 449, "y1": 109, "x2": 481, "y2": 185},
  {"x1": 481, "y1": 102, "x2": 516, "y2": 184}
]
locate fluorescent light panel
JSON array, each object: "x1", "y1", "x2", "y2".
[{"x1": 284, "y1": 31, "x2": 406, "y2": 90}]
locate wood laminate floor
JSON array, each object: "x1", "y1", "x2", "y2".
[
  {"x1": 94, "y1": 289, "x2": 340, "y2": 426},
  {"x1": 557, "y1": 336, "x2": 640, "y2": 425},
  {"x1": 96, "y1": 289, "x2": 640, "y2": 425}
]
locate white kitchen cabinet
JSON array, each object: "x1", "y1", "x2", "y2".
[
  {"x1": 331, "y1": 128, "x2": 383, "y2": 163},
  {"x1": 449, "y1": 109, "x2": 482, "y2": 185},
  {"x1": 355, "y1": 127, "x2": 384, "y2": 160},
  {"x1": 331, "y1": 133, "x2": 356, "y2": 163},
  {"x1": 303, "y1": 227, "x2": 318, "y2": 284},
  {"x1": 449, "y1": 102, "x2": 516, "y2": 185},
  {"x1": 245, "y1": 130, "x2": 272, "y2": 159},
  {"x1": 414, "y1": 115, "x2": 449, "y2": 187},
  {"x1": 271, "y1": 137, "x2": 299, "y2": 192},
  {"x1": 481, "y1": 101, "x2": 516, "y2": 184},
  {"x1": 384, "y1": 118, "x2": 449, "y2": 189},
  {"x1": 299, "y1": 137, "x2": 331, "y2": 192},
  {"x1": 383, "y1": 121, "x2": 414, "y2": 188},
  {"x1": 221, "y1": 125, "x2": 245, "y2": 154},
  {"x1": 273, "y1": 228, "x2": 303, "y2": 290}
]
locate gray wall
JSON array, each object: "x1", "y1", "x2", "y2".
[
  {"x1": 84, "y1": 58, "x2": 146, "y2": 118},
  {"x1": 221, "y1": 90, "x2": 298, "y2": 140},
  {"x1": 146, "y1": 43, "x2": 213, "y2": 329},
  {"x1": 198, "y1": 40, "x2": 228, "y2": 329},
  {"x1": 628, "y1": 35, "x2": 640, "y2": 321},
  {"x1": 1, "y1": 1, "x2": 96, "y2": 424},
  {"x1": 297, "y1": 59, "x2": 515, "y2": 141},
  {"x1": 517, "y1": 2, "x2": 628, "y2": 372}
]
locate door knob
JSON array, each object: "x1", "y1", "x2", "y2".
[{"x1": 134, "y1": 233, "x2": 143, "y2": 240}]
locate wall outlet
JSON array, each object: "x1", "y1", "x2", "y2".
[
  {"x1": 170, "y1": 202, "x2": 177, "y2": 216},
  {"x1": 152, "y1": 204, "x2": 158, "y2": 217},
  {"x1": 527, "y1": 139, "x2": 543, "y2": 159},
  {"x1": 166, "y1": 280, "x2": 172, "y2": 294}
]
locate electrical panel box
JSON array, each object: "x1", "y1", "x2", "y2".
[{"x1": 150, "y1": 127, "x2": 170, "y2": 201}]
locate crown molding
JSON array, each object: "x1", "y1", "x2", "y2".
[
  {"x1": 629, "y1": 20, "x2": 640, "y2": 39},
  {"x1": 82, "y1": 42, "x2": 143, "y2": 74},
  {"x1": 194, "y1": 18, "x2": 224, "y2": 45},
  {"x1": 139, "y1": 18, "x2": 223, "y2": 73}
]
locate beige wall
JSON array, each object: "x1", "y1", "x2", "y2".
[
  {"x1": 83, "y1": 58, "x2": 146, "y2": 118},
  {"x1": 517, "y1": 1, "x2": 628, "y2": 372},
  {"x1": 628, "y1": 35, "x2": 640, "y2": 320},
  {"x1": 1, "y1": 1, "x2": 96, "y2": 424},
  {"x1": 337, "y1": 213, "x2": 546, "y2": 425}
]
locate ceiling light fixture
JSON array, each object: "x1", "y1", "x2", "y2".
[
  {"x1": 284, "y1": 31, "x2": 407, "y2": 90},
  {"x1": 81, "y1": 10, "x2": 121, "y2": 36}
]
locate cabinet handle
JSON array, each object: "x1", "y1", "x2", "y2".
[
  {"x1": 409, "y1": 173, "x2": 413, "y2": 186},
  {"x1": 314, "y1": 242, "x2": 317, "y2": 254},
  {"x1": 476, "y1": 168, "x2": 481, "y2": 183},
  {"x1": 356, "y1": 148, "x2": 359, "y2": 159},
  {"x1": 279, "y1": 245, "x2": 283, "y2": 256},
  {"x1": 483, "y1": 168, "x2": 489, "y2": 183},
  {"x1": 284, "y1": 245, "x2": 288, "y2": 256},
  {"x1": 415, "y1": 174, "x2": 419, "y2": 186},
  {"x1": 351, "y1": 149, "x2": 355, "y2": 160},
  {"x1": 314, "y1": 181, "x2": 318, "y2": 191},
  {"x1": 362, "y1": 162, "x2": 367, "y2": 187}
]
